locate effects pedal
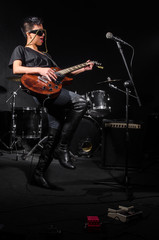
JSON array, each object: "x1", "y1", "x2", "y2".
[
  {"x1": 84, "y1": 216, "x2": 101, "y2": 231},
  {"x1": 108, "y1": 205, "x2": 143, "y2": 222}
]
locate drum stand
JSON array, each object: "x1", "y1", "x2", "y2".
[
  {"x1": 21, "y1": 135, "x2": 48, "y2": 160},
  {"x1": 0, "y1": 86, "x2": 22, "y2": 160},
  {"x1": 21, "y1": 135, "x2": 76, "y2": 161},
  {"x1": 95, "y1": 41, "x2": 141, "y2": 200}
]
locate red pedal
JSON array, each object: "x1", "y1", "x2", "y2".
[{"x1": 85, "y1": 216, "x2": 101, "y2": 231}]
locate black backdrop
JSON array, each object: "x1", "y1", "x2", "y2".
[{"x1": 0, "y1": 3, "x2": 158, "y2": 122}]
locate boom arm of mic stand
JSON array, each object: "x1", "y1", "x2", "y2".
[
  {"x1": 116, "y1": 41, "x2": 141, "y2": 107},
  {"x1": 109, "y1": 83, "x2": 137, "y2": 99}
]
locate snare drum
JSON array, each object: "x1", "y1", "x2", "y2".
[{"x1": 15, "y1": 107, "x2": 42, "y2": 139}]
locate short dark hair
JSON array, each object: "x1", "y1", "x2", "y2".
[{"x1": 21, "y1": 16, "x2": 43, "y2": 37}]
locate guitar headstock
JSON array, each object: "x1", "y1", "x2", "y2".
[{"x1": 90, "y1": 60, "x2": 104, "y2": 69}]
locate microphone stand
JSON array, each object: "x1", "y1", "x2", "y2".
[
  {"x1": 95, "y1": 41, "x2": 141, "y2": 201},
  {"x1": 116, "y1": 41, "x2": 141, "y2": 107},
  {"x1": 116, "y1": 41, "x2": 141, "y2": 199}
]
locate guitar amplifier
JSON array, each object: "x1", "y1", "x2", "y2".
[{"x1": 101, "y1": 119, "x2": 144, "y2": 168}]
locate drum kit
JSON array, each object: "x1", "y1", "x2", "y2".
[
  {"x1": 69, "y1": 89, "x2": 112, "y2": 157},
  {"x1": 0, "y1": 76, "x2": 117, "y2": 159},
  {"x1": 0, "y1": 84, "x2": 44, "y2": 155}
]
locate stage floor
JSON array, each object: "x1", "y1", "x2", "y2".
[{"x1": 0, "y1": 149, "x2": 159, "y2": 240}]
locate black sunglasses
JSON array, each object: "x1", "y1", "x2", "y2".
[{"x1": 28, "y1": 29, "x2": 46, "y2": 36}]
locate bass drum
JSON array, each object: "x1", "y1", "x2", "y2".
[{"x1": 70, "y1": 115, "x2": 101, "y2": 157}]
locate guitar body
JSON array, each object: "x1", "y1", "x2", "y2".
[
  {"x1": 20, "y1": 61, "x2": 102, "y2": 99},
  {"x1": 21, "y1": 67, "x2": 73, "y2": 99}
]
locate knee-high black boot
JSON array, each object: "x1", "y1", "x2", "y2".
[
  {"x1": 54, "y1": 96, "x2": 87, "y2": 169},
  {"x1": 32, "y1": 128, "x2": 60, "y2": 189}
]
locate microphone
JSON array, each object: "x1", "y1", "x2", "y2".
[{"x1": 106, "y1": 32, "x2": 130, "y2": 46}]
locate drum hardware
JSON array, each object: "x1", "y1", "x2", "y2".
[
  {"x1": 0, "y1": 86, "x2": 7, "y2": 156},
  {"x1": 21, "y1": 135, "x2": 77, "y2": 161},
  {"x1": 97, "y1": 77, "x2": 121, "y2": 84},
  {"x1": 108, "y1": 82, "x2": 137, "y2": 99},
  {"x1": 0, "y1": 86, "x2": 22, "y2": 159},
  {"x1": 0, "y1": 76, "x2": 47, "y2": 158},
  {"x1": 21, "y1": 135, "x2": 48, "y2": 160}
]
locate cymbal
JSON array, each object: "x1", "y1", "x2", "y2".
[
  {"x1": 0, "y1": 86, "x2": 7, "y2": 93},
  {"x1": 7, "y1": 75, "x2": 21, "y2": 82},
  {"x1": 106, "y1": 79, "x2": 121, "y2": 82},
  {"x1": 97, "y1": 77, "x2": 121, "y2": 84}
]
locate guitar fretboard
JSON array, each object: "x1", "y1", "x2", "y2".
[{"x1": 58, "y1": 62, "x2": 90, "y2": 75}]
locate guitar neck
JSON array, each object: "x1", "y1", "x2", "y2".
[{"x1": 57, "y1": 62, "x2": 92, "y2": 75}]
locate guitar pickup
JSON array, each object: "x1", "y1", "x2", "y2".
[
  {"x1": 56, "y1": 72, "x2": 65, "y2": 78},
  {"x1": 38, "y1": 76, "x2": 48, "y2": 84}
]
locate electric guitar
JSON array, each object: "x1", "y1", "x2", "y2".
[{"x1": 21, "y1": 61, "x2": 102, "y2": 98}]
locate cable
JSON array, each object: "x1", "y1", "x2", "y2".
[{"x1": 26, "y1": 29, "x2": 48, "y2": 53}]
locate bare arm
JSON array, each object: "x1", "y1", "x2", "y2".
[
  {"x1": 13, "y1": 60, "x2": 57, "y2": 81},
  {"x1": 71, "y1": 60, "x2": 94, "y2": 76}
]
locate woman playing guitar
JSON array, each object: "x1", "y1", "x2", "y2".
[{"x1": 9, "y1": 16, "x2": 94, "y2": 190}]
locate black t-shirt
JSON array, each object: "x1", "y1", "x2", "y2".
[{"x1": 9, "y1": 45, "x2": 58, "y2": 69}]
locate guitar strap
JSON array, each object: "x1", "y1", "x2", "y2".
[{"x1": 44, "y1": 53, "x2": 59, "y2": 68}]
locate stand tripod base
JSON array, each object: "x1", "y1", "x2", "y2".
[
  {"x1": 0, "y1": 135, "x2": 23, "y2": 160},
  {"x1": 21, "y1": 136, "x2": 48, "y2": 160},
  {"x1": 94, "y1": 170, "x2": 134, "y2": 201}
]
